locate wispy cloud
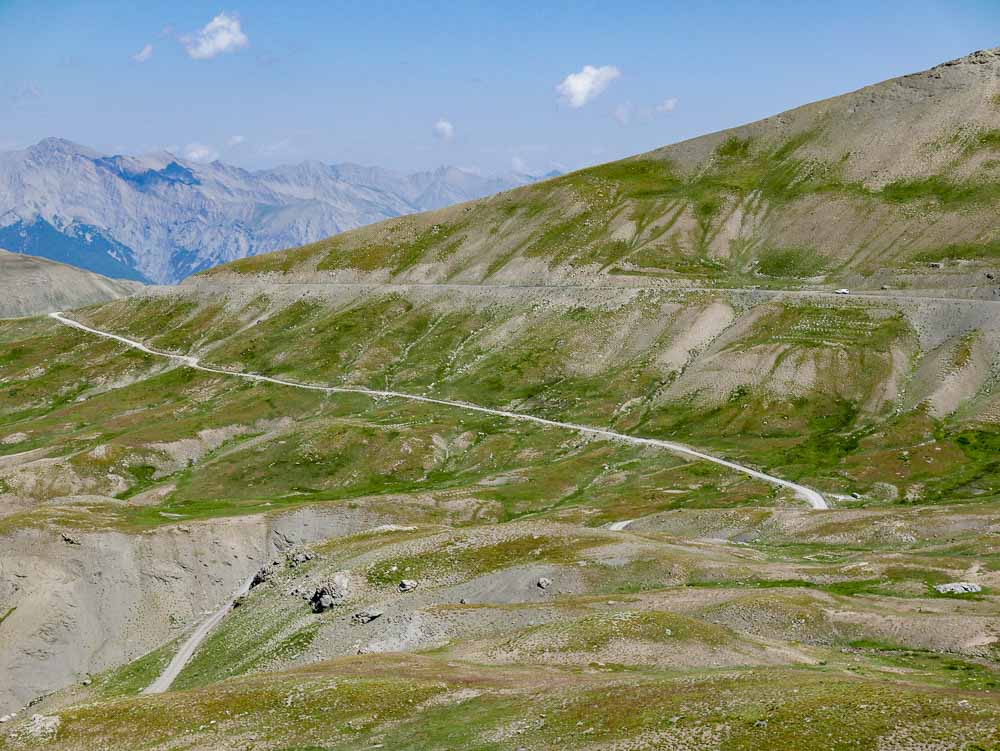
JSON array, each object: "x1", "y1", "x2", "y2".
[
  {"x1": 656, "y1": 97, "x2": 679, "y2": 113},
  {"x1": 182, "y1": 12, "x2": 248, "y2": 60},
  {"x1": 183, "y1": 142, "x2": 219, "y2": 162},
  {"x1": 612, "y1": 101, "x2": 634, "y2": 126},
  {"x1": 433, "y1": 118, "x2": 455, "y2": 141},
  {"x1": 132, "y1": 44, "x2": 153, "y2": 63},
  {"x1": 556, "y1": 65, "x2": 621, "y2": 108},
  {"x1": 227, "y1": 135, "x2": 246, "y2": 147}
]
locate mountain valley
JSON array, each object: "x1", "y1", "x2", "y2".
[{"x1": 0, "y1": 47, "x2": 998, "y2": 751}]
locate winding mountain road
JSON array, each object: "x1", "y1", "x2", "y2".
[
  {"x1": 48, "y1": 310, "x2": 828, "y2": 694},
  {"x1": 50, "y1": 311, "x2": 828, "y2": 510}
]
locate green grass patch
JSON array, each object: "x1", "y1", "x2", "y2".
[
  {"x1": 880, "y1": 175, "x2": 1000, "y2": 207},
  {"x1": 913, "y1": 238, "x2": 1000, "y2": 262},
  {"x1": 367, "y1": 533, "x2": 602, "y2": 586},
  {"x1": 172, "y1": 599, "x2": 319, "y2": 691},
  {"x1": 505, "y1": 610, "x2": 735, "y2": 655},
  {"x1": 95, "y1": 637, "x2": 181, "y2": 698},
  {"x1": 755, "y1": 246, "x2": 829, "y2": 278}
]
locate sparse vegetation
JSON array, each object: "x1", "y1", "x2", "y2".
[{"x1": 5, "y1": 47, "x2": 1000, "y2": 751}]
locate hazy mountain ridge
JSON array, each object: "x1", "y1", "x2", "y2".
[
  {"x1": 0, "y1": 248, "x2": 142, "y2": 317},
  {"x1": 0, "y1": 139, "x2": 549, "y2": 283}
]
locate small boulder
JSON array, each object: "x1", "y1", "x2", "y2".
[
  {"x1": 250, "y1": 564, "x2": 274, "y2": 589},
  {"x1": 352, "y1": 609, "x2": 383, "y2": 624},
  {"x1": 286, "y1": 548, "x2": 314, "y2": 568},
  {"x1": 934, "y1": 582, "x2": 982, "y2": 595},
  {"x1": 310, "y1": 584, "x2": 345, "y2": 612},
  {"x1": 60, "y1": 532, "x2": 81, "y2": 545},
  {"x1": 537, "y1": 577, "x2": 552, "y2": 590},
  {"x1": 398, "y1": 579, "x2": 418, "y2": 593}
]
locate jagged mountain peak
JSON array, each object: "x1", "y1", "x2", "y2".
[{"x1": 28, "y1": 137, "x2": 99, "y2": 157}]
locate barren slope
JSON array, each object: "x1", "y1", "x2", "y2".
[{"x1": 0, "y1": 250, "x2": 141, "y2": 318}]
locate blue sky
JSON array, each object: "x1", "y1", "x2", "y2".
[{"x1": 3, "y1": 1, "x2": 999, "y2": 174}]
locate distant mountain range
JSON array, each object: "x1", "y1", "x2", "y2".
[{"x1": 0, "y1": 138, "x2": 558, "y2": 283}]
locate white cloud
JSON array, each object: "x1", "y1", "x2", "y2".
[
  {"x1": 182, "y1": 142, "x2": 219, "y2": 163},
  {"x1": 612, "y1": 102, "x2": 634, "y2": 126},
  {"x1": 511, "y1": 155, "x2": 528, "y2": 173},
  {"x1": 132, "y1": 44, "x2": 153, "y2": 63},
  {"x1": 182, "y1": 12, "x2": 248, "y2": 60},
  {"x1": 656, "y1": 97, "x2": 679, "y2": 113},
  {"x1": 227, "y1": 135, "x2": 246, "y2": 147},
  {"x1": 433, "y1": 118, "x2": 455, "y2": 141},
  {"x1": 556, "y1": 65, "x2": 621, "y2": 108}
]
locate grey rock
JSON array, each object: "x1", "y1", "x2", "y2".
[
  {"x1": 286, "y1": 549, "x2": 314, "y2": 568},
  {"x1": 310, "y1": 584, "x2": 346, "y2": 612},
  {"x1": 250, "y1": 564, "x2": 274, "y2": 589},
  {"x1": 537, "y1": 577, "x2": 552, "y2": 590},
  {"x1": 934, "y1": 582, "x2": 982, "y2": 594},
  {"x1": 352, "y1": 609, "x2": 383, "y2": 624},
  {"x1": 398, "y1": 579, "x2": 418, "y2": 593}
]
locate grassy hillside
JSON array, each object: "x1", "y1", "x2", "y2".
[
  {"x1": 2, "y1": 48, "x2": 1000, "y2": 750},
  {"x1": 202, "y1": 49, "x2": 1000, "y2": 291}
]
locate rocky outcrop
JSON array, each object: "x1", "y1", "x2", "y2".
[
  {"x1": 0, "y1": 505, "x2": 394, "y2": 715},
  {"x1": 934, "y1": 582, "x2": 983, "y2": 595}
]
